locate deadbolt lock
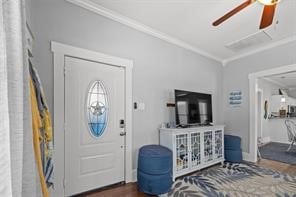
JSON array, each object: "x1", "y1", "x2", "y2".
[{"x1": 120, "y1": 119, "x2": 125, "y2": 128}]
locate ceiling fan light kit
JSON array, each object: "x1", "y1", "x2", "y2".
[
  {"x1": 257, "y1": 0, "x2": 280, "y2": 6},
  {"x1": 213, "y1": 0, "x2": 280, "y2": 29}
]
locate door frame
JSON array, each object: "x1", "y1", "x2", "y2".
[
  {"x1": 51, "y1": 41, "x2": 133, "y2": 196},
  {"x1": 257, "y1": 88, "x2": 263, "y2": 140},
  {"x1": 248, "y1": 63, "x2": 296, "y2": 163}
]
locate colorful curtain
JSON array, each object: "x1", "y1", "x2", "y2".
[
  {"x1": 0, "y1": 0, "x2": 41, "y2": 196},
  {"x1": 29, "y1": 78, "x2": 49, "y2": 197},
  {"x1": 29, "y1": 62, "x2": 54, "y2": 195}
]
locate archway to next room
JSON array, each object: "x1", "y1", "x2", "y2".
[{"x1": 249, "y1": 64, "x2": 296, "y2": 165}]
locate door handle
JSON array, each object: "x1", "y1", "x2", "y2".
[{"x1": 120, "y1": 132, "x2": 126, "y2": 136}]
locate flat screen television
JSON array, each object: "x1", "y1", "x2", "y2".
[{"x1": 175, "y1": 89, "x2": 212, "y2": 126}]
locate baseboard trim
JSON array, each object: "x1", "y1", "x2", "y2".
[
  {"x1": 270, "y1": 140, "x2": 290, "y2": 144},
  {"x1": 262, "y1": 136, "x2": 271, "y2": 144}
]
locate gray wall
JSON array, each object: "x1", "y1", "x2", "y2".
[
  {"x1": 223, "y1": 41, "x2": 296, "y2": 152},
  {"x1": 31, "y1": 0, "x2": 223, "y2": 169},
  {"x1": 289, "y1": 90, "x2": 296, "y2": 98}
]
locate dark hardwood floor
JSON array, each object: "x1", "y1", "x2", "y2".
[
  {"x1": 77, "y1": 182, "x2": 151, "y2": 197},
  {"x1": 78, "y1": 159, "x2": 296, "y2": 197}
]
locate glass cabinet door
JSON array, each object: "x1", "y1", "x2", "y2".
[
  {"x1": 215, "y1": 130, "x2": 223, "y2": 159},
  {"x1": 175, "y1": 134, "x2": 189, "y2": 171},
  {"x1": 190, "y1": 132, "x2": 201, "y2": 168},
  {"x1": 204, "y1": 131, "x2": 213, "y2": 163}
]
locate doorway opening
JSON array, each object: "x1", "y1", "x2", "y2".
[{"x1": 249, "y1": 64, "x2": 296, "y2": 165}]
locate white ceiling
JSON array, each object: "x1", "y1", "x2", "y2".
[
  {"x1": 265, "y1": 71, "x2": 296, "y2": 89},
  {"x1": 71, "y1": 0, "x2": 296, "y2": 63}
]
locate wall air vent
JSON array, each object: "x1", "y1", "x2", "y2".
[{"x1": 225, "y1": 31, "x2": 272, "y2": 52}]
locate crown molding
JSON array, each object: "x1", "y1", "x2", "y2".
[
  {"x1": 65, "y1": 0, "x2": 223, "y2": 63},
  {"x1": 223, "y1": 35, "x2": 296, "y2": 66},
  {"x1": 65, "y1": 0, "x2": 296, "y2": 66}
]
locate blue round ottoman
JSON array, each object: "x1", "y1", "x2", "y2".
[
  {"x1": 137, "y1": 145, "x2": 172, "y2": 195},
  {"x1": 224, "y1": 135, "x2": 242, "y2": 163},
  {"x1": 224, "y1": 135, "x2": 241, "y2": 150}
]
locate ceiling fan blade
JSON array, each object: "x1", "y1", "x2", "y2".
[
  {"x1": 259, "y1": 4, "x2": 277, "y2": 29},
  {"x1": 212, "y1": 0, "x2": 255, "y2": 26}
]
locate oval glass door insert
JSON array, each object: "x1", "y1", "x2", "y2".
[{"x1": 87, "y1": 80, "x2": 108, "y2": 137}]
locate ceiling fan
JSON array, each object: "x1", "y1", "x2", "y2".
[{"x1": 212, "y1": 0, "x2": 280, "y2": 29}]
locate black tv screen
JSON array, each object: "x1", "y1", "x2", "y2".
[{"x1": 175, "y1": 90, "x2": 212, "y2": 126}]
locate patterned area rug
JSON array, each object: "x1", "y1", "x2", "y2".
[{"x1": 168, "y1": 162, "x2": 296, "y2": 197}]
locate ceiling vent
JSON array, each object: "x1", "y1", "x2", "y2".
[{"x1": 225, "y1": 31, "x2": 272, "y2": 52}]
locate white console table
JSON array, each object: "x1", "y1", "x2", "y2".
[{"x1": 160, "y1": 125, "x2": 225, "y2": 180}]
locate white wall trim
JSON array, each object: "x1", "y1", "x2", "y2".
[
  {"x1": 262, "y1": 136, "x2": 271, "y2": 144},
  {"x1": 65, "y1": 0, "x2": 296, "y2": 66},
  {"x1": 65, "y1": 0, "x2": 223, "y2": 63},
  {"x1": 51, "y1": 41, "x2": 133, "y2": 196},
  {"x1": 249, "y1": 64, "x2": 296, "y2": 79},
  {"x1": 248, "y1": 64, "x2": 296, "y2": 164},
  {"x1": 223, "y1": 35, "x2": 296, "y2": 66},
  {"x1": 257, "y1": 88, "x2": 263, "y2": 139},
  {"x1": 270, "y1": 140, "x2": 289, "y2": 144}
]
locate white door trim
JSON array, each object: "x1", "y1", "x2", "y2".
[
  {"x1": 51, "y1": 41, "x2": 133, "y2": 196},
  {"x1": 257, "y1": 88, "x2": 263, "y2": 139},
  {"x1": 248, "y1": 63, "x2": 296, "y2": 163}
]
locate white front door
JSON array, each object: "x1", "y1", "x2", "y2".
[{"x1": 64, "y1": 57, "x2": 125, "y2": 196}]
